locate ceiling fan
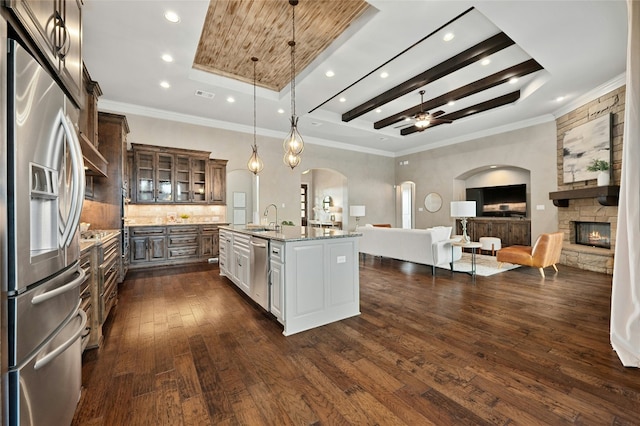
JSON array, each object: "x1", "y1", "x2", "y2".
[{"x1": 396, "y1": 90, "x2": 453, "y2": 130}]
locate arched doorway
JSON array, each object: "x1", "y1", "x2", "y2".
[{"x1": 301, "y1": 168, "x2": 348, "y2": 229}]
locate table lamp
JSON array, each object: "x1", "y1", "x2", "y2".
[
  {"x1": 350, "y1": 205, "x2": 365, "y2": 230},
  {"x1": 450, "y1": 201, "x2": 476, "y2": 243}
]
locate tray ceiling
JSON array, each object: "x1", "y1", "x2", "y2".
[
  {"x1": 193, "y1": 0, "x2": 369, "y2": 91},
  {"x1": 82, "y1": 1, "x2": 628, "y2": 156}
]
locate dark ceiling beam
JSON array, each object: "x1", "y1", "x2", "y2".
[
  {"x1": 400, "y1": 90, "x2": 520, "y2": 136},
  {"x1": 309, "y1": 7, "x2": 476, "y2": 114},
  {"x1": 341, "y1": 32, "x2": 516, "y2": 122},
  {"x1": 374, "y1": 58, "x2": 543, "y2": 129}
]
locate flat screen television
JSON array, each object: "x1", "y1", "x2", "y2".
[{"x1": 465, "y1": 184, "x2": 527, "y2": 218}]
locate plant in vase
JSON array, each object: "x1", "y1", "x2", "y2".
[{"x1": 587, "y1": 159, "x2": 610, "y2": 186}]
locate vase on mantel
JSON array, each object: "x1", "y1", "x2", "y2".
[{"x1": 597, "y1": 171, "x2": 610, "y2": 186}]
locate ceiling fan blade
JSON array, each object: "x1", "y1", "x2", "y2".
[
  {"x1": 431, "y1": 110, "x2": 446, "y2": 118},
  {"x1": 394, "y1": 121, "x2": 414, "y2": 129},
  {"x1": 430, "y1": 118, "x2": 453, "y2": 125}
]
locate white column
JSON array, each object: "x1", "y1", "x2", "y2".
[{"x1": 611, "y1": 0, "x2": 640, "y2": 367}]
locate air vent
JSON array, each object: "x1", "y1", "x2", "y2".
[{"x1": 195, "y1": 89, "x2": 215, "y2": 99}]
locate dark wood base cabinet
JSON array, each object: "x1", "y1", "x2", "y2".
[
  {"x1": 129, "y1": 224, "x2": 224, "y2": 270},
  {"x1": 456, "y1": 218, "x2": 531, "y2": 247}
]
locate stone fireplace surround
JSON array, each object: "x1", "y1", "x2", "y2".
[
  {"x1": 554, "y1": 86, "x2": 624, "y2": 275},
  {"x1": 557, "y1": 198, "x2": 615, "y2": 274}
]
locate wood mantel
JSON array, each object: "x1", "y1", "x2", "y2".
[{"x1": 549, "y1": 185, "x2": 620, "y2": 207}]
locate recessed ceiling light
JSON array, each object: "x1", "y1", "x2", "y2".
[
  {"x1": 325, "y1": 70, "x2": 335, "y2": 77},
  {"x1": 162, "y1": 54, "x2": 174, "y2": 63},
  {"x1": 447, "y1": 100, "x2": 455, "y2": 106},
  {"x1": 509, "y1": 77, "x2": 519, "y2": 84},
  {"x1": 481, "y1": 58, "x2": 491, "y2": 66},
  {"x1": 376, "y1": 108, "x2": 382, "y2": 113},
  {"x1": 226, "y1": 96, "x2": 235, "y2": 103},
  {"x1": 489, "y1": 165, "x2": 498, "y2": 169},
  {"x1": 405, "y1": 117, "x2": 411, "y2": 122},
  {"x1": 380, "y1": 71, "x2": 389, "y2": 79},
  {"x1": 160, "y1": 81, "x2": 170, "y2": 89},
  {"x1": 443, "y1": 32, "x2": 455, "y2": 42},
  {"x1": 556, "y1": 96, "x2": 565, "y2": 102},
  {"x1": 164, "y1": 10, "x2": 180, "y2": 23},
  {"x1": 277, "y1": 108, "x2": 285, "y2": 114},
  {"x1": 339, "y1": 97, "x2": 346, "y2": 103}
]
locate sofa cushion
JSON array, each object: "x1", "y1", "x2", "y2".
[{"x1": 427, "y1": 226, "x2": 452, "y2": 242}]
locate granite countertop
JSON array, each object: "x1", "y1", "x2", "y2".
[
  {"x1": 126, "y1": 221, "x2": 229, "y2": 227},
  {"x1": 220, "y1": 225, "x2": 361, "y2": 242}
]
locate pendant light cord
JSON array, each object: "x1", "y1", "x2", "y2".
[
  {"x1": 253, "y1": 57, "x2": 258, "y2": 148},
  {"x1": 290, "y1": 1, "x2": 297, "y2": 120}
]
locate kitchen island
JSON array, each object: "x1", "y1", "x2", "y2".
[{"x1": 219, "y1": 226, "x2": 361, "y2": 336}]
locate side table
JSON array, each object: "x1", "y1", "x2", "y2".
[{"x1": 452, "y1": 241, "x2": 483, "y2": 280}]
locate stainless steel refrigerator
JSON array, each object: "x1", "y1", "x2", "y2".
[{"x1": 3, "y1": 38, "x2": 87, "y2": 425}]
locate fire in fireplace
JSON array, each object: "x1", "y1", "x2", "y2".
[{"x1": 574, "y1": 221, "x2": 611, "y2": 249}]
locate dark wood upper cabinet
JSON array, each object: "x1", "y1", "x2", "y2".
[
  {"x1": 209, "y1": 159, "x2": 227, "y2": 205},
  {"x1": 130, "y1": 144, "x2": 227, "y2": 205},
  {"x1": 5, "y1": 0, "x2": 83, "y2": 106}
]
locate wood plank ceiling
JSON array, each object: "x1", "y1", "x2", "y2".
[{"x1": 193, "y1": 0, "x2": 369, "y2": 91}]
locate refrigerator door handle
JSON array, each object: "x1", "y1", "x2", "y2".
[
  {"x1": 31, "y1": 268, "x2": 85, "y2": 305},
  {"x1": 34, "y1": 308, "x2": 86, "y2": 371},
  {"x1": 57, "y1": 111, "x2": 85, "y2": 248}
]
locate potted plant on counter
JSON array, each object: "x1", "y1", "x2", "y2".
[{"x1": 587, "y1": 159, "x2": 610, "y2": 186}]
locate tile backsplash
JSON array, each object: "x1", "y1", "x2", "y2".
[{"x1": 125, "y1": 204, "x2": 227, "y2": 225}]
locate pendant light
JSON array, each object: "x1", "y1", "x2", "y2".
[
  {"x1": 283, "y1": 0, "x2": 303, "y2": 169},
  {"x1": 247, "y1": 56, "x2": 264, "y2": 175}
]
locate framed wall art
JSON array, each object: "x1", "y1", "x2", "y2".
[{"x1": 562, "y1": 114, "x2": 611, "y2": 183}]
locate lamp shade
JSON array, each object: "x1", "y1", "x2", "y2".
[
  {"x1": 450, "y1": 201, "x2": 476, "y2": 218},
  {"x1": 350, "y1": 205, "x2": 366, "y2": 217}
]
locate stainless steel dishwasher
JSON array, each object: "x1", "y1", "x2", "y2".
[{"x1": 250, "y1": 236, "x2": 270, "y2": 310}]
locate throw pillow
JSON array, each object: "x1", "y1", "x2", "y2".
[{"x1": 430, "y1": 226, "x2": 452, "y2": 242}]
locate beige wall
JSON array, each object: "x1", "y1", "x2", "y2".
[
  {"x1": 122, "y1": 114, "x2": 559, "y2": 237},
  {"x1": 124, "y1": 113, "x2": 396, "y2": 230},
  {"x1": 395, "y1": 121, "x2": 559, "y2": 239}
]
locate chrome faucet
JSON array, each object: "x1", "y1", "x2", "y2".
[{"x1": 264, "y1": 204, "x2": 280, "y2": 232}]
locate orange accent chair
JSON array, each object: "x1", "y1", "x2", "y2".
[{"x1": 497, "y1": 232, "x2": 564, "y2": 278}]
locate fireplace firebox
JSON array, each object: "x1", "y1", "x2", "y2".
[{"x1": 574, "y1": 221, "x2": 611, "y2": 249}]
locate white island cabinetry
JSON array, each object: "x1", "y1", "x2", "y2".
[
  {"x1": 269, "y1": 241, "x2": 285, "y2": 324},
  {"x1": 220, "y1": 227, "x2": 360, "y2": 336}
]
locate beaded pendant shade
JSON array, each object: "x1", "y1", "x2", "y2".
[
  {"x1": 247, "y1": 56, "x2": 264, "y2": 175},
  {"x1": 283, "y1": 0, "x2": 304, "y2": 170}
]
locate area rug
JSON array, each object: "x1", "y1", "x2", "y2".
[{"x1": 438, "y1": 253, "x2": 521, "y2": 277}]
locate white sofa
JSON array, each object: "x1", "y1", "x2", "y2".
[{"x1": 358, "y1": 225, "x2": 462, "y2": 274}]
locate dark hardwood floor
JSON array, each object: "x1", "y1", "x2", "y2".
[{"x1": 72, "y1": 255, "x2": 640, "y2": 425}]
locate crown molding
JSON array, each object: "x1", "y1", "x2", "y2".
[
  {"x1": 394, "y1": 114, "x2": 556, "y2": 157},
  {"x1": 97, "y1": 99, "x2": 397, "y2": 158},
  {"x1": 552, "y1": 72, "x2": 627, "y2": 118}
]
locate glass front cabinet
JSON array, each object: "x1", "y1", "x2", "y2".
[{"x1": 131, "y1": 144, "x2": 226, "y2": 205}]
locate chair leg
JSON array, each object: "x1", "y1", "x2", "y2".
[
  {"x1": 552, "y1": 264, "x2": 558, "y2": 273},
  {"x1": 491, "y1": 243, "x2": 495, "y2": 256},
  {"x1": 538, "y1": 267, "x2": 545, "y2": 278}
]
